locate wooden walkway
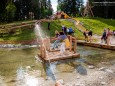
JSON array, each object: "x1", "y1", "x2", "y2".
[{"x1": 77, "y1": 40, "x2": 115, "y2": 50}]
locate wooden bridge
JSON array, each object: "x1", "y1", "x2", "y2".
[{"x1": 37, "y1": 35, "x2": 80, "y2": 62}]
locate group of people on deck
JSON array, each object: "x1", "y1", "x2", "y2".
[
  {"x1": 52, "y1": 25, "x2": 74, "y2": 55},
  {"x1": 101, "y1": 28, "x2": 114, "y2": 45}
]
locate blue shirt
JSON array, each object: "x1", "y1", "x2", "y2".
[{"x1": 58, "y1": 35, "x2": 67, "y2": 40}]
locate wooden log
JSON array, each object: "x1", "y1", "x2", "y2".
[
  {"x1": 47, "y1": 37, "x2": 51, "y2": 51},
  {"x1": 74, "y1": 38, "x2": 77, "y2": 53},
  {"x1": 69, "y1": 36, "x2": 72, "y2": 52}
]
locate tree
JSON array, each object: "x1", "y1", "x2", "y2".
[
  {"x1": 6, "y1": 0, "x2": 16, "y2": 22},
  {"x1": 57, "y1": 0, "x2": 84, "y2": 17}
]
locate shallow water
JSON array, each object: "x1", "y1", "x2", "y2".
[{"x1": 0, "y1": 46, "x2": 115, "y2": 86}]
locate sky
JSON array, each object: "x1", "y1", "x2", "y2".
[{"x1": 51, "y1": 0, "x2": 87, "y2": 13}]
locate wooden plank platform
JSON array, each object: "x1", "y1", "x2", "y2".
[
  {"x1": 77, "y1": 40, "x2": 115, "y2": 50},
  {"x1": 38, "y1": 51, "x2": 80, "y2": 62}
]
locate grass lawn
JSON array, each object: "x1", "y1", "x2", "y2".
[
  {"x1": 77, "y1": 17, "x2": 115, "y2": 35},
  {"x1": 0, "y1": 27, "x2": 35, "y2": 41},
  {"x1": 41, "y1": 19, "x2": 83, "y2": 39},
  {"x1": 1, "y1": 17, "x2": 114, "y2": 42}
]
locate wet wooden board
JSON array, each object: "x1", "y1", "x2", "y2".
[
  {"x1": 77, "y1": 40, "x2": 115, "y2": 50},
  {"x1": 38, "y1": 51, "x2": 80, "y2": 62}
]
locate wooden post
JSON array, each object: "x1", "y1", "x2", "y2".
[
  {"x1": 69, "y1": 36, "x2": 72, "y2": 52},
  {"x1": 40, "y1": 38, "x2": 46, "y2": 58},
  {"x1": 44, "y1": 38, "x2": 47, "y2": 50},
  {"x1": 40, "y1": 40, "x2": 43, "y2": 57},
  {"x1": 73, "y1": 37, "x2": 77, "y2": 53},
  {"x1": 47, "y1": 37, "x2": 50, "y2": 51}
]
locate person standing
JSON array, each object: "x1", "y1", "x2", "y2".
[
  {"x1": 101, "y1": 29, "x2": 107, "y2": 44},
  {"x1": 88, "y1": 29, "x2": 93, "y2": 43},
  {"x1": 83, "y1": 29, "x2": 88, "y2": 42},
  {"x1": 48, "y1": 21, "x2": 50, "y2": 30},
  {"x1": 106, "y1": 28, "x2": 112, "y2": 45},
  {"x1": 63, "y1": 27, "x2": 67, "y2": 35},
  {"x1": 113, "y1": 30, "x2": 115, "y2": 37}
]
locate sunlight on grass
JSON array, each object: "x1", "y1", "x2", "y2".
[{"x1": 77, "y1": 17, "x2": 115, "y2": 35}]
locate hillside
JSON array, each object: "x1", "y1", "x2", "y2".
[{"x1": 77, "y1": 17, "x2": 115, "y2": 35}]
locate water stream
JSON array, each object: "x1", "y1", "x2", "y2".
[
  {"x1": 0, "y1": 46, "x2": 114, "y2": 86},
  {"x1": 0, "y1": 24, "x2": 115, "y2": 86}
]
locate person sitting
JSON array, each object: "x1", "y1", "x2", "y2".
[
  {"x1": 58, "y1": 32, "x2": 70, "y2": 55},
  {"x1": 52, "y1": 30, "x2": 60, "y2": 50}
]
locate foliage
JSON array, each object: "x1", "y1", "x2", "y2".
[
  {"x1": 0, "y1": 0, "x2": 53, "y2": 22},
  {"x1": 57, "y1": 0, "x2": 84, "y2": 17},
  {"x1": 6, "y1": 2, "x2": 16, "y2": 22}
]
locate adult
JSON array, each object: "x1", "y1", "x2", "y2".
[
  {"x1": 47, "y1": 21, "x2": 50, "y2": 30},
  {"x1": 52, "y1": 30, "x2": 60, "y2": 50},
  {"x1": 113, "y1": 30, "x2": 115, "y2": 37},
  {"x1": 83, "y1": 29, "x2": 88, "y2": 42},
  {"x1": 106, "y1": 28, "x2": 112, "y2": 45},
  {"x1": 88, "y1": 29, "x2": 93, "y2": 43},
  {"x1": 63, "y1": 27, "x2": 67, "y2": 35},
  {"x1": 58, "y1": 32, "x2": 70, "y2": 55},
  {"x1": 101, "y1": 29, "x2": 107, "y2": 44}
]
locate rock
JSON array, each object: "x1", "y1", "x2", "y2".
[
  {"x1": 26, "y1": 66, "x2": 31, "y2": 69},
  {"x1": 98, "y1": 67, "x2": 106, "y2": 71},
  {"x1": 88, "y1": 65, "x2": 95, "y2": 69},
  {"x1": 101, "y1": 82, "x2": 106, "y2": 85},
  {"x1": 29, "y1": 45, "x2": 37, "y2": 48},
  {"x1": 76, "y1": 76, "x2": 80, "y2": 79},
  {"x1": 99, "y1": 77, "x2": 104, "y2": 79},
  {"x1": 72, "y1": 70, "x2": 76, "y2": 74},
  {"x1": 45, "y1": 76, "x2": 51, "y2": 80},
  {"x1": 73, "y1": 84, "x2": 85, "y2": 86},
  {"x1": 57, "y1": 79, "x2": 64, "y2": 85},
  {"x1": 105, "y1": 69, "x2": 114, "y2": 73},
  {"x1": 31, "y1": 65, "x2": 35, "y2": 67}
]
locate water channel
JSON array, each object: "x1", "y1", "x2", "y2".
[{"x1": 0, "y1": 45, "x2": 115, "y2": 86}]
